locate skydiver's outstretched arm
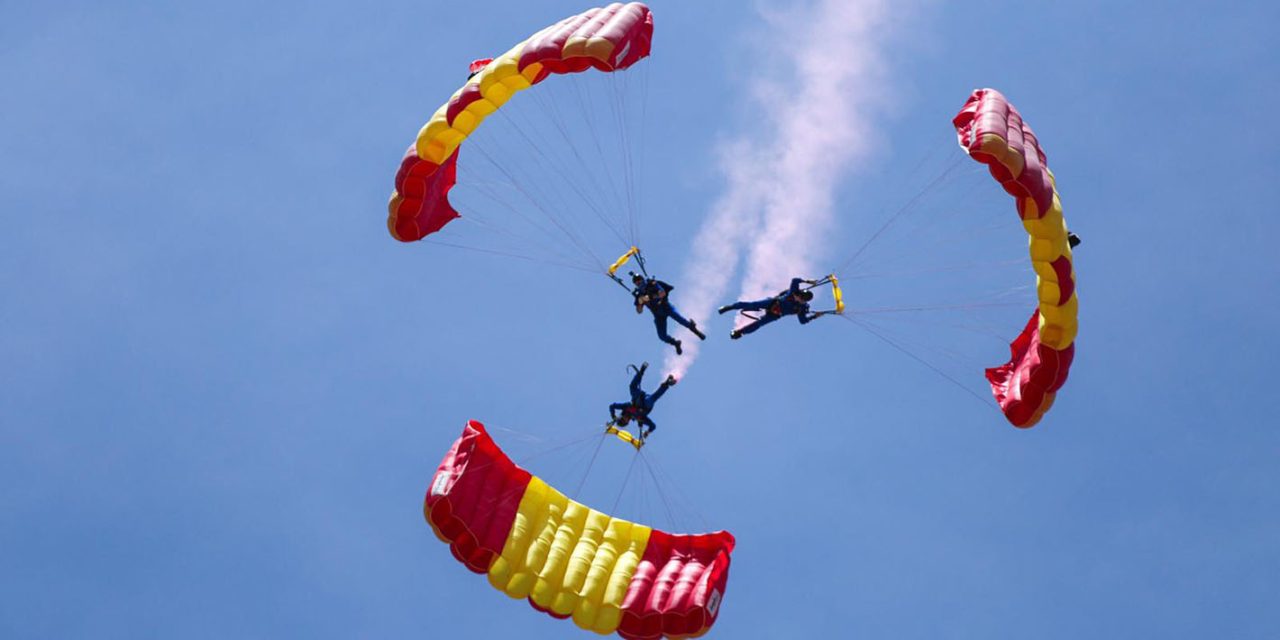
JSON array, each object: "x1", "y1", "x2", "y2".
[
  {"x1": 789, "y1": 277, "x2": 805, "y2": 295},
  {"x1": 798, "y1": 309, "x2": 820, "y2": 324}
]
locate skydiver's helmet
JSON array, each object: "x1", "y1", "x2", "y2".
[
  {"x1": 617, "y1": 415, "x2": 632, "y2": 427},
  {"x1": 630, "y1": 272, "x2": 645, "y2": 285},
  {"x1": 798, "y1": 290, "x2": 814, "y2": 302}
]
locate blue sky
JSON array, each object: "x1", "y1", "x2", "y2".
[{"x1": 3, "y1": 1, "x2": 1278, "y2": 638}]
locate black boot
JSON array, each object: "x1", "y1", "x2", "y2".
[
  {"x1": 717, "y1": 305, "x2": 733, "y2": 315},
  {"x1": 674, "y1": 340, "x2": 683, "y2": 355},
  {"x1": 689, "y1": 321, "x2": 707, "y2": 340}
]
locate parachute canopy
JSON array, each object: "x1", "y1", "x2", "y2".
[
  {"x1": 952, "y1": 89, "x2": 1078, "y2": 428},
  {"x1": 389, "y1": 3, "x2": 655, "y2": 242},
  {"x1": 425, "y1": 421, "x2": 735, "y2": 639}
]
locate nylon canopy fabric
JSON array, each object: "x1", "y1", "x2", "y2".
[
  {"x1": 953, "y1": 88, "x2": 1078, "y2": 428},
  {"x1": 389, "y1": 3, "x2": 654, "y2": 242},
  {"x1": 425, "y1": 421, "x2": 735, "y2": 639}
]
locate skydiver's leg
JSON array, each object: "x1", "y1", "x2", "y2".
[
  {"x1": 738, "y1": 313, "x2": 780, "y2": 336},
  {"x1": 723, "y1": 298, "x2": 773, "y2": 313},
  {"x1": 644, "y1": 379, "x2": 674, "y2": 409},
  {"x1": 629, "y1": 367, "x2": 646, "y2": 402},
  {"x1": 669, "y1": 303, "x2": 705, "y2": 340},
  {"x1": 665, "y1": 304, "x2": 702, "y2": 335},
  {"x1": 652, "y1": 313, "x2": 679, "y2": 347}
]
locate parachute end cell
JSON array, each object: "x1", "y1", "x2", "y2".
[{"x1": 387, "y1": 148, "x2": 462, "y2": 242}]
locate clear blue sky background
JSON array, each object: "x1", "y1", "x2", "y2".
[{"x1": 3, "y1": 1, "x2": 1278, "y2": 638}]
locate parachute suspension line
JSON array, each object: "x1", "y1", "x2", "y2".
[
  {"x1": 502, "y1": 431, "x2": 602, "y2": 470},
  {"x1": 466, "y1": 138, "x2": 607, "y2": 272},
  {"x1": 851, "y1": 300, "x2": 1031, "y2": 315},
  {"x1": 458, "y1": 167, "x2": 573, "y2": 250},
  {"x1": 422, "y1": 238, "x2": 599, "y2": 274},
  {"x1": 452, "y1": 432, "x2": 602, "y2": 515},
  {"x1": 836, "y1": 154, "x2": 967, "y2": 276},
  {"x1": 572, "y1": 432, "x2": 610, "y2": 500},
  {"x1": 839, "y1": 314, "x2": 997, "y2": 412},
  {"x1": 633, "y1": 64, "x2": 651, "y2": 248},
  {"x1": 565, "y1": 72, "x2": 633, "y2": 244},
  {"x1": 611, "y1": 450, "x2": 642, "y2": 515},
  {"x1": 484, "y1": 102, "x2": 615, "y2": 229},
  {"x1": 607, "y1": 69, "x2": 640, "y2": 248},
  {"x1": 639, "y1": 452, "x2": 683, "y2": 534},
  {"x1": 606, "y1": 246, "x2": 651, "y2": 291},
  {"x1": 446, "y1": 204, "x2": 597, "y2": 271},
  {"x1": 490, "y1": 107, "x2": 631, "y2": 251},
  {"x1": 641, "y1": 449, "x2": 711, "y2": 534},
  {"x1": 523, "y1": 78, "x2": 633, "y2": 248},
  {"x1": 544, "y1": 73, "x2": 630, "y2": 249},
  {"x1": 842, "y1": 257, "x2": 1028, "y2": 282},
  {"x1": 464, "y1": 136, "x2": 594, "y2": 255}
]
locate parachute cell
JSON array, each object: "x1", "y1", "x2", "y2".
[
  {"x1": 425, "y1": 421, "x2": 734, "y2": 639},
  {"x1": 952, "y1": 89, "x2": 1078, "y2": 428},
  {"x1": 389, "y1": 3, "x2": 654, "y2": 242}
]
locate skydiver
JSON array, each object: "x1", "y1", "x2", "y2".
[
  {"x1": 609, "y1": 362, "x2": 677, "y2": 439},
  {"x1": 630, "y1": 272, "x2": 706, "y2": 355},
  {"x1": 717, "y1": 277, "x2": 824, "y2": 339}
]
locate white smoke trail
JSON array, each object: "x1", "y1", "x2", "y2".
[{"x1": 666, "y1": 0, "x2": 901, "y2": 378}]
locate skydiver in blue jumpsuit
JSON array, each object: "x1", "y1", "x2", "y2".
[
  {"x1": 718, "y1": 277, "x2": 823, "y2": 339},
  {"x1": 631, "y1": 272, "x2": 706, "y2": 355},
  {"x1": 609, "y1": 362, "x2": 677, "y2": 439}
]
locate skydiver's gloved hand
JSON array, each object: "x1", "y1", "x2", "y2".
[{"x1": 665, "y1": 374, "x2": 677, "y2": 386}]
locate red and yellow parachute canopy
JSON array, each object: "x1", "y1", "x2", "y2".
[
  {"x1": 426, "y1": 421, "x2": 735, "y2": 639},
  {"x1": 952, "y1": 89, "x2": 1078, "y2": 428},
  {"x1": 389, "y1": 3, "x2": 654, "y2": 242}
]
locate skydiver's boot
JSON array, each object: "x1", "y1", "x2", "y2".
[
  {"x1": 730, "y1": 329, "x2": 742, "y2": 340},
  {"x1": 718, "y1": 305, "x2": 733, "y2": 315},
  {"x1": 674, "y1": 340, "x2": 683, "y2": 355},
  {"x1": 689, "y1": 321, "x2": 706, "y2": 340}
]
